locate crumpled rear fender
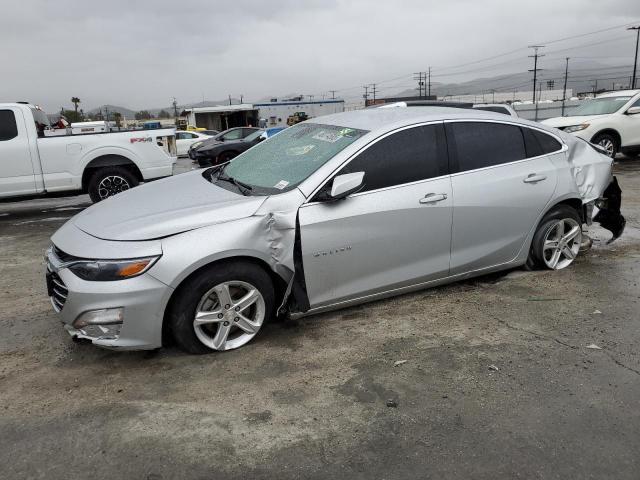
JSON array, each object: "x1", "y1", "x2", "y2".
[{"x1": 593, "y1": 176, "x2": 625, "y2": 244}]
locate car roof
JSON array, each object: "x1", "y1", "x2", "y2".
[
  {"x1": 310, "y1": 106, "x2": 523, "y2": 132},
  {"x1": 596, "y1": 89, "x2": 640, "y2": 99}
]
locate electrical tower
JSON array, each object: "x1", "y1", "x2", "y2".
[{"x1": 528, "y1": 45, "x2": 545, "y2": 104}]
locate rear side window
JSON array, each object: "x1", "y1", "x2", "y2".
[
  {"x1": 338, "y1": 124, "x2": 448, "y2": 192},
  {"x1": 522, "y1": 127, "x2": 562, "y2": 157},
  {"x1": 447, "y1": 122, "x2": 526, "y2": 172},
  {"x1": 0, "y1": 110, "x2": 18, "y2": 141}
]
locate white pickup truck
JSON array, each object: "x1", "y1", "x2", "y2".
[{"x1": 0, "y1": 103, "x2": 177, "y2": 203}]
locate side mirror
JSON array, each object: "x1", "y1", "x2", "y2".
[
  {"x1": 626, "y1": 106, "x2": 640, "y2": 115},
  {"x1": 329, "y1": 172, "x2": 365, "y2": 200}
]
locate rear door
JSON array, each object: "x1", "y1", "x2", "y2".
[
  {"x1": 299, "y1": 123, "x2": 453, "y2": 308},
  {"x1": 0, "y1": 108, "x2": 37, "y2": 197},
  {"x1": 446, "y1": 121, "x2": 560, "y2": 274}
]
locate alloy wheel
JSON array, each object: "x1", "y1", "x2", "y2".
[
  {"x1": 98, "y1": 175, "x2": 131, "y2": 199},
  {"x1": 542, "y1": 218, "x2": 582, "y2": 270},
  {"x1": 193, "y1": 280, "x2": 266, "y2": 351},
  {"x1": 597, "y1": 138, "x2": 615, "y2": 157}
]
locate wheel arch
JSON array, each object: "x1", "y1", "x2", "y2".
[
  {"x1": 161, "y1": 255, "x2": 289, "y2": 346},
  {"x1": 590, "y1": 128, "x2": 621, "y2": 147},
  {"x1": 81, "y1": 155, "x2": 143, "y2": 191}
]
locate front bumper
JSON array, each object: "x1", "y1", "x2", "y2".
[{"x1": 46, "y1": 250, "x2": 172, "y2": 350}]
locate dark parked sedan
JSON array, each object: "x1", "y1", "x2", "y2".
[
  {"x1": 192, "y1": 129, "x2": 266, "y2": 167},
  {"x1": 188, "y1": 127, "x2": 262, "y2": 160}
]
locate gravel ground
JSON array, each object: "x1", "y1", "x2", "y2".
[{"x1": 1, "y1": 157, "x2": 639, "y2": 480}]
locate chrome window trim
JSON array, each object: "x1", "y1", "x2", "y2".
[{"x1": 303, "y1": 120, "x2": 447, "y2": 206}]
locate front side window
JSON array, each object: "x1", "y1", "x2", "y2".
[
  {"x1": 336, "y1": 124, "x2": 448, "y2": 193},
  {"x1": 570, "y1": 97, "x2": 631, "y2": 116},
  {"x1": 221, "y1": 123, "x2": 368, "y2": 194},
  {"x1": 222, "y1": 129, "x2": 243, "y2": 140},
  {"x1": 0, "y1": 110, "x2": 18, "y2": 141},
  {"x1": 447, "y1": 122, "x2": 526, "y2": 173}
]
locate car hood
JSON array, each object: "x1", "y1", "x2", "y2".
[
  {"x1": 73, "y1": 170, "x2": 267, "y2": 241},
  {"x1": 541, "y1": 115, "x2": 606, "y2": 128},
  {"x1": 200, "y1": 139, "x2": 245, "y2": 151}
]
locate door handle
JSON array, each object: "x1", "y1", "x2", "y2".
[
  {"x1": 523, "y1": 173, "x2": 547, "y2": 183},
  {"x1": 419, "y1": 193, "x2": 448, "y2": 204}
]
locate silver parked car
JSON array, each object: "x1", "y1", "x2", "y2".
[{"x1": 46, "y1": 108, "x2": 624, "y2": 353}]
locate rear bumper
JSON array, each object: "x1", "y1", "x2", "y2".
[{"x1": 141, "y1": 161, "x2": 176, "y2": 181}]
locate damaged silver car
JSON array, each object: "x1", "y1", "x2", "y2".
[{"x1": 46, "y1": 108, "x2": 624, "y2": 353}]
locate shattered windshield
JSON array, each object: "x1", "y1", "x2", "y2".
[
  {"x1": 569, "y1": 97, "x2": 631, "y2": 116},
  {"x1": 222, "y1": 123, "x2": 368, "y2": 194}
]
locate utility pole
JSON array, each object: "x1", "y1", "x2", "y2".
[
  {"x1": 362, "y1": 85, "x2": 369, "y2": 107},
  {"x1": 427, "y1": 66, "x2": 432, "y2": 98},
  {"x1": 628, "y1": 26, "x2": 640, "y2": 89},
  {"x1": 561, "y1": 57, "x2": 569, "y2": 116},
  {"x1": 228, "y1": 95, "x2": 232, "y2": 106},
  {"x1": 240, "y1": 94, "x2": 244, "y2": 104},
  {"x1": 528, "y1": 45, "x2": 545, "y2": 104},
  {"x1": 370, "y1": 83, "x2": 378, "y2": 103},
  {"x1": 592, "y1": 79, "x2": 598, "y2": 97},
  {"x1": 414, "y1": 72, "x2": 425, "y2": 98},
  {"x1": 329, "y1": 90, "x2": 337, "y2": 99},
  {"x1": 172, "y1": 97, "x2": 178, "y2": 118}
]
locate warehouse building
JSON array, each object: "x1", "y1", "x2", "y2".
[{"x1": 184, "y1": 97, "x2": 345, "y2": 130}]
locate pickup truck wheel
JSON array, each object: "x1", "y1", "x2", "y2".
[
  {"x1": 168, "y1": 262, "x2": 275, "y2": 354},
  {"x1": 592, "y1": 133, "x2": 619, "y2": 158},
  {"x1": 88, "y1": 166, "x2": 139, "y2": 202},
  {"x1": 528, "y1": 206, "x2": 582, "y2": 270}
]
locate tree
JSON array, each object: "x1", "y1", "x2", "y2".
[
  {"x1": 62, "y1": 109, "x2": 84, "y2": 123},
  {"x1": 157, "y1": 109, "x2": 171, "y2": 119},
  {"x1": 135, "y1": 110, "x2": 153, "y2": 120},
  {"x1": 112, "y1": 112, "x2": 122, "y2": 128},
  {"x1": 71, "y1": 97, "x2": 81, "y2": 114}
]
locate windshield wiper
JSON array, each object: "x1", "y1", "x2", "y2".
[{"x1": 213, "y1": 163, "x2": 253, "y2": 195}]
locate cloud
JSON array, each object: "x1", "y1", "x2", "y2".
[{"x1": 1, "y1": 0, "x2": 639, "y2": 112}]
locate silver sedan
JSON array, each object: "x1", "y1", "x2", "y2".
[{"x1": 46, "y1": 107, "x2": 624, "y2": 353}]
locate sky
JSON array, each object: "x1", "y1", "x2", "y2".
[{"x1": 1, "y1": 0, "x2": 640, "y2": 112}]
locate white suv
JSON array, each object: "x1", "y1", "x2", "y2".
[{"x1": 542, "y1": 89, "x2": 640, "y2": 157}]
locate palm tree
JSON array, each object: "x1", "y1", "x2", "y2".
[{"x1": 71, "y1": 97, "x2": 81, "y2": 114}]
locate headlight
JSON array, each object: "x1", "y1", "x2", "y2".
[
  {"x1": 564, "y1": 123, "x2": 590, "y2": 133},
  {"x1": 191, "y1": 141, "x2": 203, "y2": 150},
  {"x1": 67, "y1": 256, "x2": 160, "y2": 281}
]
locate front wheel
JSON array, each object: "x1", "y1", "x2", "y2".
[
  {"x1": 592, "y1": 133, "x2": 619, "y2": 158},
  {"x1": 527, "y1": 206, "x2": 582, "y2": 270},
  {"x1": 88, "y1": 166, "x2": 139, "y2": 203},
  {"x1": 168, "y1": 262, "x2": 275, "y2": 354}
]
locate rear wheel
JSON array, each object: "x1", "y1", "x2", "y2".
[
  {"x1": 527, "y1": 206, "x2": 582, "y2": 270},
  {"x1": 592, "y1": 133, "x2": 619, "y2": 158},
  {"x1": 217, "y1": 151, "x2": 238, "y2": 164},
  {"x1": 168, "y1": 262, "x2": 275, "y2": 354},
  {"x1": 88, "y1": 166, "x2": 138, "y2": 203}
]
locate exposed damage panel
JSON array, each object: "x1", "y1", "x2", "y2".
[{"x1": 563, "y1": 137, "x2": 625, "y2": 243}]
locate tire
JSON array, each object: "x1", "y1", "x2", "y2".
[
  {"x1": 591, "y1": 133, "x2": 619, "y2": 159},
  {"x1": 527, "y1": 205, "x2": 583, "y2": 270},
  {"x1": 88, "y1": 166, "x2": 139, "y2": 203},
  {"x1": 168, "y1": 261, "x2": 275, "y2": 354},
  {"x1": 217, "y1": 151, "x2": 238, "y2": 164}
]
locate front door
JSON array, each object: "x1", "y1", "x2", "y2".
[
  {"x1": 0, "y1": 108, "x2": 37, "y2": 197},
  {"x1": 299, "y1": 123, "x2": 453, "y2": 309}
]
